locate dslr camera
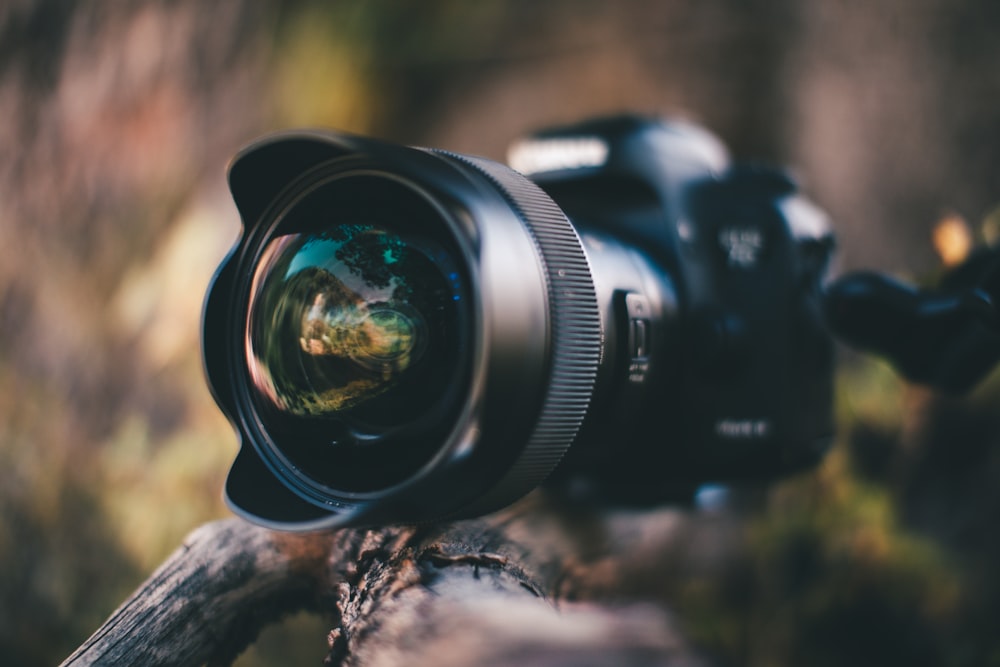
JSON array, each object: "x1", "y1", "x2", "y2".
[{"x1": 202, "y1": 115, "x2": 853, "y2": 530}]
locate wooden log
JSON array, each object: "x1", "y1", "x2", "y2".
[{"x1": 62, "y1": 494, "x2": 715, "y2": 666}]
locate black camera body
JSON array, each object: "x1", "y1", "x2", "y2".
[
  {"x1": 204, "y1": 115, "x2": 836, "y2": 530},
  {"x1": 520, "y1": 117, "x2": 836, "y2": 503}
]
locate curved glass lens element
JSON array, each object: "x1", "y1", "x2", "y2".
[
  {"x1": 240, "y1": 174, "x2": 474, "y2": 496},
  {"x1": 247, "y1": 225, "x2": 436, "y2": 418}
]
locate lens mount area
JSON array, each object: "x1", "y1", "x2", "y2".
[{"x1": 203, "y1": 129, "x2": 600, "y2": 530}]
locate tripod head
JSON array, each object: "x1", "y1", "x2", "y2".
[{"x1": 825, "y1": 246, "x2": 1000, "y2": 394}]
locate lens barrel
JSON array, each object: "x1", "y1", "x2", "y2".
[{"x1": 203, "y1": 130, "x2": 601, "y2": 529}]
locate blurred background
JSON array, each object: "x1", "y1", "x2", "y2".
[{"x1": 2, "y1": 1, "x2": 1000, "y2": 665}]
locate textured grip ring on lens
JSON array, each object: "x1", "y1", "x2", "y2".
[{"x1": 440, "y1": 152, "x2": 602, "y2": 513}]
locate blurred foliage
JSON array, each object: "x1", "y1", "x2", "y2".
[
  {"x1": 2, "y1": 0, "x2": 1000, "y2": 665},
  {"x1": 657, "y1": 355, "x2": 1000, "y2": 667},
  {"x1": 678, "y1": 443, "x2": 962, "y2": 666},
  {"x1": 269, "y1": 4, "x2": 378, "y2": 131}
]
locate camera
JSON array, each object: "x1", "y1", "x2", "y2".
[{"x1": 203, "y1": 115, "x2": 837, "y2": 530}]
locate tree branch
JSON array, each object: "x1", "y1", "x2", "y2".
[{"x1": 62, "y1": 495, "x2": 715, "y2": 666}]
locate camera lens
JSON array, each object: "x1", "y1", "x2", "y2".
[{"x1": 206, "y1": 133, "x2": 601, "y2": 529}]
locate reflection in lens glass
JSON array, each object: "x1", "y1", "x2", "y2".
[{"x1": 246, "y1": 223, "x2": 461, "y2": 423}]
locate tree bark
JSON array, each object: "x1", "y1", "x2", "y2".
[{"x1": 61, "y1": 494, "x2": 716, "y2": 666}]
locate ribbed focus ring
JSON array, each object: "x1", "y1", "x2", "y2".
[{"x1": 437, "y1": 151, "x2": 602, "y2": 508}]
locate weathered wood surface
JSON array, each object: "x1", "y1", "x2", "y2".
[{"x1": 62, "y1": 494, "x2": 723, "y2": 666}]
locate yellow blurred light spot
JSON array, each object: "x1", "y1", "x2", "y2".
[
  {"x1": 980, "y1": 204, "x2": 1000, "y2": 246},
  {"x1": 932, "y1": 212, "x2": 972, "y2": 267}
]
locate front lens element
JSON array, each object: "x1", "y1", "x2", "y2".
[
  {"x1": 248, "y1": 225, "x2": 435, "y2": 417},
  {"x1": 242, "y1": 175, "x2": 472, "y2": 494}
]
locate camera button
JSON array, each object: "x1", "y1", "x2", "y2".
[
  {"x1": 624, "y1": 293, "x2": 652, "y2": 383},
  {"x1": 630, "y1": 318, "x2": 649, "y2": 358}
]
